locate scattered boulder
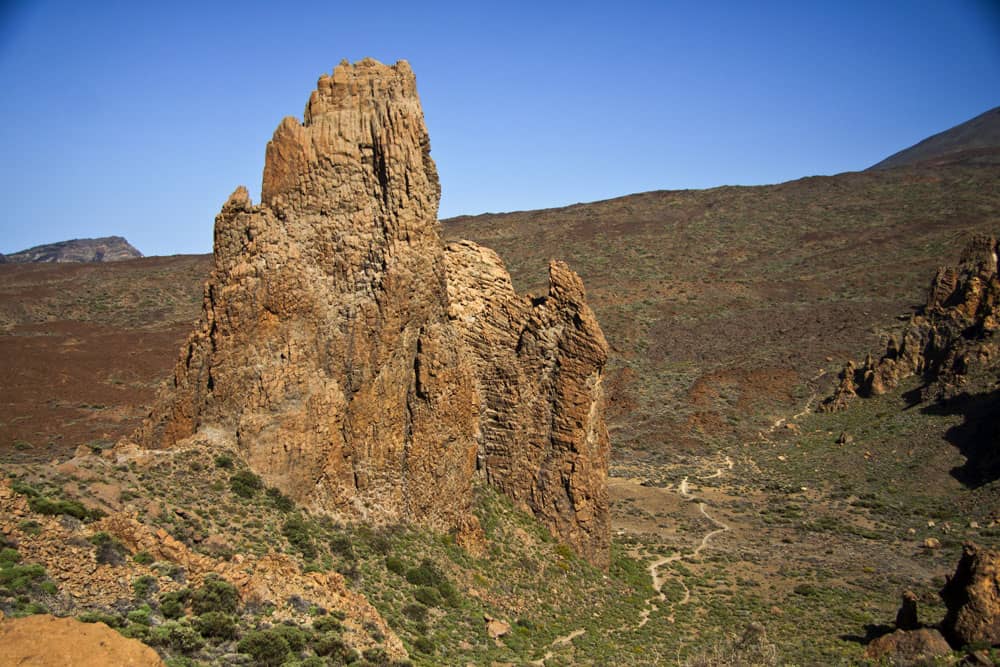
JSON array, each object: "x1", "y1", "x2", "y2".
[
  {"x1": 485, "y1": 615, "x2": 511, "y2": 640},
  {"x1": 863, "y1": 628, "x2": 952, "y2": 665}
]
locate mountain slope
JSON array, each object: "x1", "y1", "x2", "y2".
[{"x1": 869, "y1": 105, "x2": 1000, "y2": 170}]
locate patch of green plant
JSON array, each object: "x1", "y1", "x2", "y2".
[
  {"x1": 127, "y1": 604, "x2": 153, "y2": 626},
  {"x1": 282, "y1": 514, "x2": 318, "y2": 560},
  {"x1": 159, "y1": 588, "x2": 191, "y2": 619},
  {"x1": 28, "y1": 495, "x2": 104, "y2": 521},
  {"x1": 77, "y1": 610, "x2": 126, "y2": 627},
  {"x1": 133, "y1": 551, "x2": 154, "y2": 565},
  {"x1": 89, "y1": 532, "x2": 128, "y2": 566},
  {"x1": 149, "y1": 619, "x2": 205, "y2": 653},
  {"x1": 229, "y1": 470, "x2": 263, "y2": 499},
  {"x1": 190, "y1": 575, "x2": 239, "y2": 615},
  {"x1": 192, "y1": 611, "x2": 238, "y2": 640},
  {"x1": 132, "y1": 574, "x2": 158, "y2": 599},
  {"x1": 237, "y1": 628, "x2": 291, "y2": 666},
  {"x1": 265, "y1": 486, "x2": 295, "y2": 512},
  {"x1": 385, "y1": 555, "x2": 406, "y2": 575}
]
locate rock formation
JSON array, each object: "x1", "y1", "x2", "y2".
[
  {"x1": 4, "y1": 236, "x2": 142, "y2": 263},
  {"x1": 822, "y1": 234, "x2": 999, "y2": 411},
  {"x1": 0, "y1": 614, "x2": 165, "y2": 666},
  {"x1": 133, "y1": 59, "x2": 609, "y2": 566},
  {"x1": 940, "y1": 542, "x2": 1000, "y2": 648}
]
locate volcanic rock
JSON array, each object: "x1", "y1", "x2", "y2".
[
  {"x1": 823, "y1": 234, "x2": 999, "y2": 410},
  {"x1": 863, "y1": 628, "x2": 952, "y2": 665},
  {"x1": 5, "y1": 236, "x2": 142, "y2": 263},
  {"x1": 940, "y1": 542, "x2": 1000, "y2": 648},
  {"x1": 0, "y1": 614, "x2": 165, "y2": 666},
  {"x1": 133, "y1": 59, "x2": 610, "y2": 565}
]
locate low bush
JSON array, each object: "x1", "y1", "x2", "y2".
[
  {"x1": 190, "y1": 575, "x2": 239, "y2": 615},
  {"x1": 229, "y1": 470, "x2": 263, "y2": 499},
  {"x1": 150, "y1": 620, "x2": 205, "y2": 653},
  {"x1": 159, "y1": 588, "x2": 191, "y2": 619},
  {"x1": 193, "y1": 611, "x2": 238, "y2": 640},
  {"x1": 282, "y1": 515, "x2": 318, "y2": 560},
  {"x1": 89, "y1": 532, "x2": 127, "y2": 566},
  {"x1": 238, "y1": 629, "x2": 291, "y2": 666}
]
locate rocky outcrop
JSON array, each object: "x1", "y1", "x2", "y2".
[
  {"x1": 863, "y1": 627, "x2": 952, "y2": 665},
  {"x1": 940, "y1": 542, "x2": 1000, "y2": 648},
  {"x1": 5, "y1": 236, "x2": 142, "y2": 263},
  {"x1": 0, "y1": 614, "x2": 165, "y2": 666},
  {"x1": 822, "y1": 234, "x2": 999, "y2": 411},
  {"x1": 444, "y1": 240, "x2": 609, "y2": 565},
  {"x1": 132, "y1": 59, "x2": 609, "y2": 565}
]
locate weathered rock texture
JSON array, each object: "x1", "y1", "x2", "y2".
[
  {"x1": 940, "y1": 542, "x2": 1000, "y2": 648},
  {"x1": 134, "y1": 59, "x2": 610, "y2": 566},
  {"x1": 863, "y1": 627, "x2": 952, "y2": 665},
  {"x1": 5, "y1": 236, "x2": 142, "y2": 263},
  {"x1": 0, "y1": 614, "x2": 165, "y2": 667},
  {"x1": 822, "y1": 234, "x2": 999, "y2": 411}
]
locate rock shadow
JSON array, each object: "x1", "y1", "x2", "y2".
[{"x1": 921, "y1": 387, "x2": 1000, "y2": 488}]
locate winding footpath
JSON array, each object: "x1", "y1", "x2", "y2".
[{"x1": 532, "y1": 456, "x2": 734, "y2": 663}]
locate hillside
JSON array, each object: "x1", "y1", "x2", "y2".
[
  {"x1": 869, "y1": 105, "x2": 1000, "y2": 170},
  {"x1": 1, "y1": 98, "x2": 1000, "y2": 663},
  {"x1": 2, "y1": 236, "x2": 143, "y2": 264}
]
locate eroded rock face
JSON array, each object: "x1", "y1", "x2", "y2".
[
  {"x1": 940, "y1": 542, "x2": 1000, "y2": 648},
  {"x1": 134, "y1": 59, "x2": 609, "y2": 565},
  {"x1": 444, "y1": 240, "x2": 610, "y2": 566},
  {"x1": 823, "y1": 234, "x2": 999, "y2": 411}
]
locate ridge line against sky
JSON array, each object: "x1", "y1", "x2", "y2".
[{"x1": 1, "y1": 0, "x2": 998, "y2": 256}]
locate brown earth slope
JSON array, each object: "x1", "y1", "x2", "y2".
[{"x1": 2, "y1": 164, "x2": 999, "y2": 468}]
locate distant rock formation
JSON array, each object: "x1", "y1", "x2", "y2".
[
  {"x1": 132, "y1": 59, "x2": 610, "y2": 566},
  {"x1": 822, "y1": 234, "x2": 999, "y2": 411},
  {"x1": 4, "y1": 236, "x2": 142, "y2": 263},
  {"x1": 867, "y1": 542, "x2": 1000, "y2": 662}
]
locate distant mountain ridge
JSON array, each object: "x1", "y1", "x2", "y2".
[
  {"x1": 1, "y1": 236, "x2": 142, "y2": 263},
  {"x1": 869, "y1": 105, "x2": 1000, "y2": 170}
]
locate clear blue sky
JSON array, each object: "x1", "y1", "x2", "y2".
[{"x1": 1, "y1": 0, "x2": 998, "y2": 256}]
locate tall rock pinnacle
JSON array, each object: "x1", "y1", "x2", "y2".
[{"x1": 134, "y1": 59, "x2": 610, "y2": 566}]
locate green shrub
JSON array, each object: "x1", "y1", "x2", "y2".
[
  {"x1": 0, "y1": 563, "x2": 47, "y2": 591},
  {"x1": 313, "y1": 632, "x2": 358, "y2": 661},
  {"x1": 77, "y1": 611, "x2": 126, "y2": 627},
  {"x1": 132, "y1": 575, "x2": 158, "y2": 599},
  {"x1": 312, "y1": 615, "x2": 343, "y2": 633},
  {"x1": 193, "y1": 611, "x2": 238, "y2": 640},
  {"x1": 150, "y1": 620, "x2": 205, "y2": 653},
  {"x1": 17, "y1": 520, "x2": 41, "y2": 535},
  {"x1": 413, "y1": 635, "x2": 434, "y2": 654},
  {"x1": 402, "y1": 603, "x2": 428, "y2": 623},
  {"x1": 282, "y1": 515, "x2": 318, "y2": 560},
  {"x1": 0, "y1": 547, "x2": 20, "y2": 568},
  {"x1": 362, "y1": 647, "x2": 390, "y2": 664},
  {"x1": 329, "y1": 534, "x2": 355, "y2": 560},
  {"x1": 190, "y1": 575, "x2": 239, "y2": 615},
  {"x1": 238, "y1": 629, "x2": 291, "y2": 666},
  {"x1": 270, "y1": 623, "x2": 308, "y2": 652},
  {"x1": 133, "y1": 551, "x2": 154, "y2": 565},
  {"x1": 385, "y1": 555, "x2": 406, "y2": 576},
  {"x1": 89, "y1": 532, "x2": 127, "y2": 566},
  {"x1": 412, "y1": 586, "x2": 442, "y2": 607},
  {"x1": 229, "y1": 470, "x2": 263, "y2": 498},
  {"x1": 266, "y1": 487, "x2": 295, "y2": 512},
  {"x1": 404, "y1": 559, "x2": 444, "y2": 588},
  {"x1": 159, "y1": 588, "x2": 191, "y2": 619},
  {"x1": 29, "y1": 496, "x2": 103, "y2": 521},
  {"x1": 214, "y1": 454, "x2": 234, "y2": 469},
  {"x1": 127, "y1": 604, "x2": 153, "y2": 626}
]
